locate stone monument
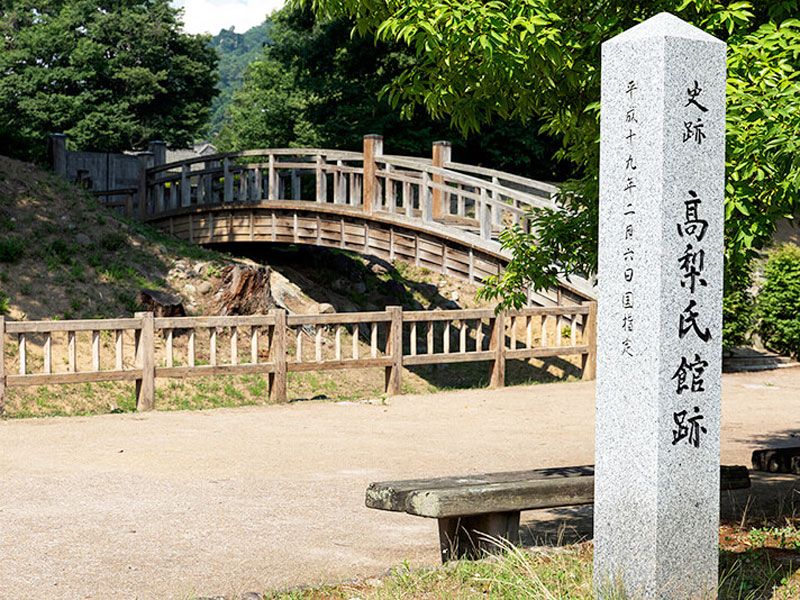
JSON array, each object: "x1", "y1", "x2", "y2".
[{"x1": 594, "y1": 13, "x2": 726, "y2": 599}]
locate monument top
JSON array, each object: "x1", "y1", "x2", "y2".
[{"x1": 605, "y1": 12, "x2": 724, "y2": 45}]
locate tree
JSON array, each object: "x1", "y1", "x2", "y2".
[
  {"x1": 218, "y1": 5, "x2": 572, "y2": 181},
  {"x1": 208, "y1": 22, "x2": 273, "y2": 136},
  {"x1": 0, "y1": 0, "x2": 219, "y2": 162},
  {"x1": 301, "y1": 0, "x2": 800, "y2": 309}
]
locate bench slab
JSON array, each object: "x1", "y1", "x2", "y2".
[
  {"x1": 367, "y1": 464, "x2": 750, "y2": 562},
  {"x1": 367, "y1": 464, "x2": 749, "y2": 518}
]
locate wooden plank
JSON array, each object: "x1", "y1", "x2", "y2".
[
  {"x1": 505, "y1": 345, "x2": 589, "y2": 360},
  {"x1": 92, "y1": 330, "x2": 100, "y2": 371},
  {"x1": 403, "y1": 351, "x2": 495, "y2": 366},
  {"x1": 188, "y1": 329, "x2": 196, "y2": 367},
  {"x1": 154, "y1": 315, "x2": 275, "y2": 329},
  {"x1": 116, "y1": 330, "x2": 123, "y2": 370},
  {"x1": 371, "y1": 322, "x2": 378, "y2": 358},
  {"x1": 289, "y1": 357, "x2": 391, "y2": 372},
  {"x1": 286, "y1": 312, "x2": 391, "y2": 326},
  {"x1": 404, "y1": 309, "x2": 494, "y2": 322},
  {"x1": 163, "y1": 328, "x2": 173, "y2": 368},
  {"x1": 18, "y1": 333, "x2": 26, "y2": 375},
  {"x1": 43, "y1": 332, "x2": 51, "y2": 374},
  {"x1": 68, "y1": 331, "x2": 76, "y2": 372},
  {"x1": 157, "y1": 364, "x2": 275, "y2": 379},
  {"x1": 231, "y1": 326, "x2": 238, "y2": 365},
  {"x1": 6, "y1": 318, "x2": 141, "y2": 334},
  {"x1": 7, "y1": 370, "x2": 140, "y2": 386},
  {"x1": 251, "y1": 327, "x2": 259, "y2": 364}
]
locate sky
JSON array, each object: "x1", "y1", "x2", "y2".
[{"x1": 171, "y1": 0, "x2": 286, "y2": 35}]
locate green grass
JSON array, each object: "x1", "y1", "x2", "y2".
[{"x1": 229, "y1": 533, "x2": 800, "y2": 600}]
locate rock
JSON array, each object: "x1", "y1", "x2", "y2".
[
  {"x1": 364, "y1": 578, "x2": 383, "y2": 588},
  {"x1": 451, "y1": 291, "x2": 460, "y2": 302},
  {"x1": 198, "y1": 281, "x2": 213, "y2": 295},
  {"x1": 193, "y1": 263, "x2": 205, "y2": 274},
  {"x1": 367, "y1": 257, "x2": 393, "y2": 276},
  {"x1": 138, "y1": 289, "x2": 186, "y2": 318},
  {"x1": 183, "y1": 284, "x2": 196, "y2": 295},
  {"x1": 383, "y1": 279, "x2": 407, "y2": 300},
  {"x1": 76, "y1": 233, "x2": 92, "y2": 246},
  {"x1": 417, "y1": 282, "x2": 439, "y2": 298},
  {"x1": 318, "y1": 302, "x2": 336, "y2": 314},
  {"x1": 240, "y1": 594, "x2": 262, "y2": 600},
  {"x1": 353, "y1": 282, "x2": 367, "y2": 294},
  {"x1": 214, "y1": 265, "x2": 275, "y2": 315}
]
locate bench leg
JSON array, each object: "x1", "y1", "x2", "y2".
[{"x1": 437, "y1": 511, "x2": 521, "y2": 562}]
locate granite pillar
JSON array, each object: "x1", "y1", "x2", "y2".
[{"x1": 594, "y1": 12, "x2": 726, "y2": 599}]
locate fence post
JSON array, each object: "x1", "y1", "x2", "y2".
[
  {"x1": 431, "y1": 140, "x2": 451, "y2": 220},
  {"x1": 581, "y1": 301, "x2": 597, "y2": 381},
  {"x1": 269, "y1": 309, "x2": 288, "y2": 403},
  {"x1": 362, "y1": 134, "x2": 383, "y2": 215},
  {"x1": 489, "y1": 309, "x2": 506, "y2": 388},
  {"x1": 134, "y1": 311, "x2": 155, "y2": 411},
  {"x1": 137, "y1": 151, "x2": 153, "y2": 220},
  {"x1": 385, "y1": 306, "x2": 403, "y2": 396},
  {"x1": 0, "y1": 316, "x2": 5, "y2": 417},
  {"x1": 48, "y1": 133, "x2": 68, "y2": 177}
]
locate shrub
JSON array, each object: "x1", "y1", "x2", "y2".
[
  {"x1": 0, "y1": 290, "x2": 9, "y2": 314},
  {"x1": 757, "y1": 244, "x2": 800, "y2": 357},
  {"x1": 99, "y1": 232, "x2": 127, "y2": 252},
  {"x1": 0, "y1": 236, "x2": 24, "y2": 263},
  {"x1": 722, "y1": 270, "x2": 755, "y2": 350}
]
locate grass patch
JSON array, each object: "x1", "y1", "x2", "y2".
[{"x1": 253, "y1": 528, "x2": 800, "y2": 600}]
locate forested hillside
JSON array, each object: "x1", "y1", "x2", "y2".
[{"x1": 207, "y1": 22, "x2": 273, "y2": 136}]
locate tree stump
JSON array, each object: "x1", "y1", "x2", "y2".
[{"x1": 215, "y1": 265, "x2": 275, "y2": 315}]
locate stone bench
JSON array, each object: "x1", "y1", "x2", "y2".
[{"x1": 366, "y1": 464, "x2": 751, "y2": 562}]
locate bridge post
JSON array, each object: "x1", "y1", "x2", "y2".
[
  {"x1": 362, "y1": 134, "x2": 383, "y2": 215},
  {"x1": 148, "y1": 141, "x2": 166, "y2": 166},
  {"x1": 148, "y1": 141, "x2": 166, "y2": 212},
  {"x1": 137, "y1": 151, "x2": 153, "y2": 220},
  {"x1": 223, "y1": 157, "x2": 233, "y2": 203},
  {"x1": 432, "y1": 141, "x2": 452, "y2": 220}
]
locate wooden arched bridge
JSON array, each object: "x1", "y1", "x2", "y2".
[{"x1": 126, "y1": 135, "x2": 594, "y2": 306}]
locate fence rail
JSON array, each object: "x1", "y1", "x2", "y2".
[{"x1": 0, "y1": 302, "x2": 596, "y2": 415}]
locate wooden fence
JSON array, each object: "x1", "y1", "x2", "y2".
[{"x1": 0, "y1": 302, "x2": 596, "y2": 415}]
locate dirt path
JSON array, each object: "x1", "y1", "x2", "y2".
[{"x1": 2, "y1": 368, "x2": 800, "y2": 600}]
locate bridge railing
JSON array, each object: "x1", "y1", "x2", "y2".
[
  {"x1": 0, "y1": 303, "x2": 596, "y2": 415},
  {"x1": 139, "y1": 136, "x2": 560, "y2": 245}
]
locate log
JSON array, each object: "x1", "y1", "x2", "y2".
[{"x1": 139, "y1": 289, "x2": 186, "y2": 318}]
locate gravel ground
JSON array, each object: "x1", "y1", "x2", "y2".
[{"x1": 2, "y1": 368, "x2": 800, "y2": 599}]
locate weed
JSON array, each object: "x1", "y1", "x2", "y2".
[
  {"x1": 0, "y1": 290, "x2": 10, "y2": 315},
  {"x1": 99, "y1": 232, "x2": 127, "y2": 252},
  {"x1": 0, "y1": 236, "x2": 24, "y2": 263},
  {"x1": 0, "y1": 271, "x2": 7, "y2": 283},
  {"x1": 69, "y1": 297, "x2": 81, "y2": 313}
]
